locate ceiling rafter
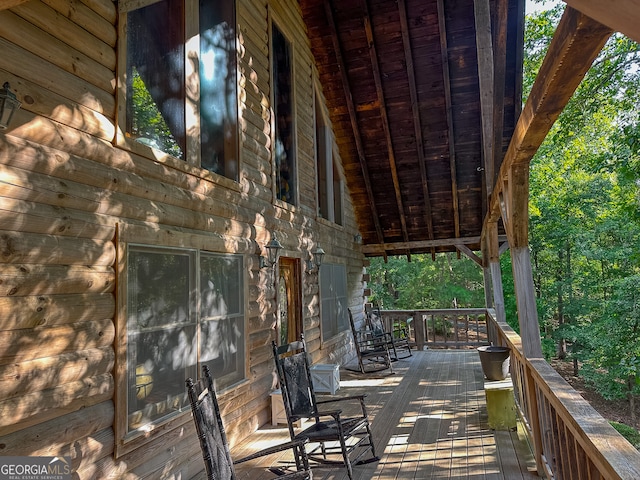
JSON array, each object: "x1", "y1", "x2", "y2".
[
  {"x1": 436, "y1": 0, "x2": 461, "y2": 240},
  {"x1": 362, "y1": 0, "x2": 409, "y2": 244},
  {"x1": 397, "y1": 0, "x2": 435, "y2": 249},
  {"x1": 1, "y1": 1, "x2": 30, "y2": 10},
  {"x1": 324, "y1": 0, "x2": 385, "y2": 247}
]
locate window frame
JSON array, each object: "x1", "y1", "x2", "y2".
[
  {"x1": 116, "y1": 0, "x2": 240, "y2": 185},
  {"x1": 115, "y1": 224, "x2": 248, "y2": 457}
]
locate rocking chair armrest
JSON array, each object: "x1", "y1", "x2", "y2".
[
  {"x1": 316, "y1": 394, "x2": 367, "y2": 405},
  {"x1": 234, "y1": 438, "x2": 310, "y2": 464},
  {"x1": 314, "y1": 408, "x2": 343, "y2": 419}
]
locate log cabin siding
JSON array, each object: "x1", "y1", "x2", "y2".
[{"x1": 0, "y1": 0, "x2": 365, "y2": 478}]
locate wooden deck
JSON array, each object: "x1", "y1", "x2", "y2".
[{"x1": 230, "y1": 350, "x2": 539, "y2": 480}]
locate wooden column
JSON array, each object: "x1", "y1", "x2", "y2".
[{"x1": 503, "y1": 163, "x2": 542, "y2": 358}]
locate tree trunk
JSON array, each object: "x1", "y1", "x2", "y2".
[
  {"x1": 628, "y1": 375, "x2": 637, "y2": 427},
  {"x1": 557, "y1": 249, "x2": 566, "y2": 359}
]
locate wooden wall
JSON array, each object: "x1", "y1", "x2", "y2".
[{"x1": 0, "y1": 0, "x2": 366, "y2": 477}]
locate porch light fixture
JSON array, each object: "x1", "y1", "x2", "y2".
[
  {"x1": 306, "y1": 245, "x2": 325, "y2": 273},
  {"x1": 0, "y1": 82, "x2": 21, "y2": 130},
  {"x1": 354, "y1": 233, "x2": 362, "y2": 244},
  {"x1": 259, "y1": 235, "x2": 283, "y2": 269}
]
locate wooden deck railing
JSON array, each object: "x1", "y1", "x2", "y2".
[
  {"x1": 377, "y1": 308, "x2": 640, "y2": 479},
  {"x1": 375, "y1": 308, "x2": 489, "y2": 350}
]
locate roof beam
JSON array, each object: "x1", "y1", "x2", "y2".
[
  {"x1": 436, "y1": 0, "x2": 461, "y2": 239},
  {"x1": 491, "y1": 0, "x2": 509, "y2": 193},
  {"x1": 362, "y1": 0, "x2": 409, "y2": 243},
  {"x1": 397, "y1": 0, "x2": 435, "y2": 244},
  {"x1": 563, "y1": 0, "x2": 640, "y2": 44},
  {"x1": 324, "y1": 0, "x2": 385, "y2": 245},
  {"x1": 474, "y1": 0, "x2": 495, "y2": 211},
  {"x1": 484, "y1": 7, "x2": 612, "y2": 243},
  {"x1": 1, "y1": 1, "x2": 30, "y2": 10},
  {"x1": 361, "y1": 235, "x2": 507, "y2": 256}
]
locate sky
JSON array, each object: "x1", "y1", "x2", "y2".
[{"x1": 525, "y1": 0, "x2": 562, "y2": 15}]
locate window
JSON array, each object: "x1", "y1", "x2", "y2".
[
  {"x1": 121, "y1": 0, "x2": 238, "y2": 180},
  {"x1": 315, "y1": 92, "x2": 343, "y2": 224},
  {"x1": 319, "y1": 263, "x2": 349, "y2": 341},
  {"x1": 271, "y1": 22, "x2": 296, "y2": 205},
  {"x1": 126, "y1": 245, "x2": 244, "y2": 437}
]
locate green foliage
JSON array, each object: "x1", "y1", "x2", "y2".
[
  {"x1": 610, "y1": 422, "x2": 640, "y2": 449},
  {"x1": 524, "y1": 5, "x2": 640, "y2": 412},
  {"x1": 130, "y1": 69, "x2": 183, "y2": 159},
  {"x1": 367, "y1": 253, "x2": 485, "y2": 310}
]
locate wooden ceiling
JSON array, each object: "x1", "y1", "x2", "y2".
[{"x1": 299, "y1": 0, "x2": 524, "y2": 258}]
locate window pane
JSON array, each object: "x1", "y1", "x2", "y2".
[
  {"x1": 320, "y1": 263, "x2": 348, "y2": 341},
  {"x1": 126, "y1": 0, "x2": 186, "y2": 159},
  {"x1": 200, "y1": 0, "x2": 238, "y2": 180},
  {"x1": 127, "y1": 248, "x2": 196, "y2": 433},
  {"x1": 335, "y1": 265, "x2": 348, "y2": 332},
  {"x1": 320, "y1": 265, "x2": 336, "y2": 340},
  {"x1": 199, "y1": 253, "x2": 245, "y2": 390},
  {"x1": 315, "y1": 95, "x2": 329, "y2": 219},
  {"x1": 272, "y1": 24, "x2": 296, "y2": 205},
  {"x1": 333, "y1": 160, "x2": 343, "y2": 225}
]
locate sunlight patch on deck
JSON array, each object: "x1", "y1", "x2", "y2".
[{"x1": 339, "y1": 378, "x2": 394, "y2": 387}]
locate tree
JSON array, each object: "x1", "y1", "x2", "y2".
[{"x1": 525, "y1": 3, "x2": 640, "y2": 422}]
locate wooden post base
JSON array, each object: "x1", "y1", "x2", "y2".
[{"x1": 484, "y1": 378, "x2": 517, "y2": 430}]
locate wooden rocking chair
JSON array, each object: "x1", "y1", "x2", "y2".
[
  {"x1": 271, "y1": 336, "x2": 379, "y2": 480},
  {"x1": 346, "y1": 308, "x2": 394, "y2": 374},
  {"x1": 186, "y1": 365, "x2": 312, "y2": 480},
  {"x1": 366, "y1": 306, "x2": 413, "y2": 360}
]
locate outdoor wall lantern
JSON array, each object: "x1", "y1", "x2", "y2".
[
  {"x1": 354, "y1": 233, "x2": 363, "y2": 244},
  {"x1": 0, "y1": 83, "x2": 22, "y2": 130},
  {"x1": 306, "y1": 245, "x2": 325, "y2": 273},
  {"x1": 259, "y1": 235, "x2": 283, "y2": 269}
]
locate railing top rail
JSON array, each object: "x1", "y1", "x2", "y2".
[{"x1": 379, "y1": 308, "x2": 489, "y2": 315}]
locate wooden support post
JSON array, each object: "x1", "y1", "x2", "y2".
[
  {"x1": 414, "y1": 311, "x2": 425, "y2": 351},
  {"x1": 487, "y1": 221, "x2": 506, "y2": 325},
  {"x1": 511, "y1": 246, "x2": 542, "y2": 358}
]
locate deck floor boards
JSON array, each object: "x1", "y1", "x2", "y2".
[{"x1": 230, "y1": 349, "x2": 539, "y2": 480}]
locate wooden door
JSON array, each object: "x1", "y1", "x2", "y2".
[{"x1": 277, "y1": 258, "x2": 303, "y2": 345}]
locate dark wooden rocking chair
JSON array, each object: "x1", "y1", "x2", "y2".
[
  {"x1": 366, "y1": 306, "x2": 413, "y2": 360},
  {"x1": 346, "y1": 308, "x2": 394, "y2": 374},
  {"x1": 271, "y1": 336, "x2": 379, "y2": 480},
  {"x1": 186, "y1": 365, "x2": 312, "y2": 480}
]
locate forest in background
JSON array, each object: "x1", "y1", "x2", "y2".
[{"x1": 368, "y1": 3, "x2": 640, "y2": 437}]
